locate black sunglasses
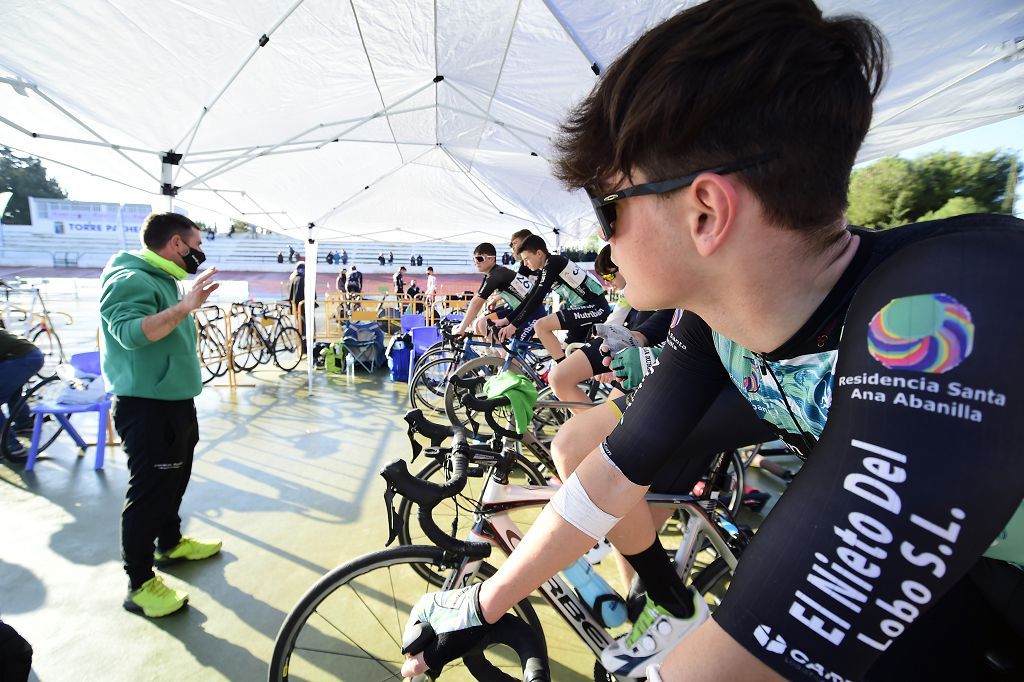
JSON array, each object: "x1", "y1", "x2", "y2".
[{"x1": 587, "y1": 153, "x2": 778, "y2": 241}]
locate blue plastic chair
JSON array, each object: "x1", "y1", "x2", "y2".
[
  {"x1": 407, "y1": 325, "x2": 442, "y2": 383},
  {"x1": 401, "y1": 313, "x2": 426, "y2": 333},
  {"x1": 25, "y1": 351, "x2": 112, "y2": 471}
]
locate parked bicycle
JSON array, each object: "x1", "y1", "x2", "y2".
[
  {"x1": 230, "y1": 301, "x2": 304, "y2": 372},
  {"x1": 1, "y1": 278, "x2": 71, "y2": 377}
]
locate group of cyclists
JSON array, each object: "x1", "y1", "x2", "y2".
[{"x1": 398, "y1": 1, "x2": 1024, "y2": 680}]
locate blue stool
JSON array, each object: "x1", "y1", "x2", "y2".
[
  {"x1": 25, "y1": 398, "x2": 112, "y2": 471},
  {"x1": 25, "y1": 351, "x2": 112, "y2": 471}
]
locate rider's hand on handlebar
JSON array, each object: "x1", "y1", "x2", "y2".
[
  {"x1": 497, "y1": 323, "x2": 516, "y2": 342},
  {"x1": 401, "y1": 583, "x2": 491, "y2": 678}
]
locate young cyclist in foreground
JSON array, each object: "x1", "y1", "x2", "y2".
[{"x1": 402, "y1": 1, "x2": 1024, "y2": 679}]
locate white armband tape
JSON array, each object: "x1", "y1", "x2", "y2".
[
  {"x1": 549, "y1": 472, "x2": 622, "y2": 540},
  {"x1": 645, "y1": 665, "x2": 664, "y2": 682}
]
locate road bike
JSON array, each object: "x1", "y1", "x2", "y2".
[
  {"x1": 230, "y1": 301, "x2": 304, "y2": 372},
  {"x1": 269, "y1": 419, "x2": 747, "y2": 681}
]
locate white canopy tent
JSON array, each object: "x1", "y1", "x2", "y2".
[
  {"x1": 1, "y1": 0, "x2": 1021, "y2": 244},
  {"x1": 1, "y1": 1, "x2": 1021, "y2": 391}
]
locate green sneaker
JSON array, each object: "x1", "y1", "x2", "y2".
[
  {"x1": 123, "y1": 576, "x2": 188, "y2": 617},
  {"x1": 154, "y1": 535, "x2": 223, "y2": 567}
]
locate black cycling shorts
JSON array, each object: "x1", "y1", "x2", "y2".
[
  {"x1": 577, "y1": 338, "x2": 609, "y2": 375},
  {"x1": 557, "y1": 303, "x2": 609, "y2": 344}
]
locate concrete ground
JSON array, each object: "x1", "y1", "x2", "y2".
[{"x1": 0, "y1": 277, "x2": 795, "y2": 682}]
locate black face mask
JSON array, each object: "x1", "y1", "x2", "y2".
[{"x1": 182, "y1": 245, "x2": 206, "y2": 274}]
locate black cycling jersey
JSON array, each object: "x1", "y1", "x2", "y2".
[
  {"x1": 506, "y1": 254, "x2": 608, "y2": 329},
  {"x1": 603, "y1": 215, "x2": 1024, "y2": 680},
  {"x1": 346, "y1": 270, "x2": 363, "y2": 293},
  {"x1": 477, "y1": 264, "x2": 533, "y2": 309},
  {"x1": 394, "y1": 271, "x2": 405, "y2": 294}
]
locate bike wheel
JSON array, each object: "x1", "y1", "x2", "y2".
[
  {"x1": 1, "y1": 376, "x2": 65, "y2": 462},
  {"x1": 268, "y1": 545, "x2": 544, "y2": 682},
  {"x1": 197, "y1": 324, "x2": 228, "y2": 383},
  {"x1": 397, "y1": 455, "x2": 547, "y2": 586},
  {"x1": 409, "y1": 355, "x2": 459, "y2": 415},
  {"x1": 232, "y1": 321, "x2": 262, "y2": 372},
  {"x1": 30, "y1": 325, "x2": 63, "y2": 378},
  {"x1": 443, "y1": 355, "x2": 525, "y2": 436},
  {"x1": 272, "y1": 326, "x2": 304, "y2": 372}
]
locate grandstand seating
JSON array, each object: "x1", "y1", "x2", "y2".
[{"x1": 0, "y1": 225, "x2": 482, "y2": 273}]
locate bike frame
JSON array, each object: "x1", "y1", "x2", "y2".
[{"x1": 435, "y1": 466, "x2": 742, "y2": 667}]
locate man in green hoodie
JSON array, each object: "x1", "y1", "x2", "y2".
[{"x1": 100, "y1": 212, "x2": 222, "y2": 618}]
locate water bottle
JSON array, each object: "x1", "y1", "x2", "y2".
[
  {"x1": 345, "y1": 352, "x2": 355, "y2": 378},
  {"x1": 561, "y1": 557, "x2": 627, "y2": 627}
]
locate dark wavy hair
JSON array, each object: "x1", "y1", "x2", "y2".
[
  {"x1": 554, "y1": 0, "x2": 887, "y2": 242},
  {"x1": 139, "y1": 212, "x2": 199, "y2": 250},
  {"x1": 593, "y1": 244, "x2": 616, "y2": 277}
]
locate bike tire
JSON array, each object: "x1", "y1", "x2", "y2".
[
  {"x1": 29, "y1": 325, "x2": 64, "y2": 378},
  {"x1": 397, "y1": 455, "x2": 548, "y2": 586},
  {"x1": 443, "y1": 355, "x2": 529, "y2": 436},
  {"x1": 0, "y1": 375, "x2": 65, "y2": 461},
  {"x1": 272, "y1": 326, "x2": 304, "y2": 372},
  {"x1": 232, "y1": 321, "x2": 262, "y2": 372},
  {"x1": 268, "y1": 545, "x2": 545, "y2": 682},
  {"x1": 197, "y1": 323, "x2": 228, "y2": 383},
  {"x1": 409, "y1": 355, "x2": 460, "y2": 415}
]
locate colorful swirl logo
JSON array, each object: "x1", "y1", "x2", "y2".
[{"x1": 867, "y1": 293, "x2": 974, "y2": 373}]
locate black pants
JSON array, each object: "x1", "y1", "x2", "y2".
[{"x1": 114, "y1": 396, "x2": 199, "y2": 589}]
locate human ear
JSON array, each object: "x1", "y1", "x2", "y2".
[{"x1": 688, "y1": 174, "x2": 738, "y2": 258}]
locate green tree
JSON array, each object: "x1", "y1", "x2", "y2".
[
  {"x1": 848, "y1": 150, "x2": 1018, "y2": 227},
  {"x1": 1002, "y1": 155, "x2": 1018, "y2": 215},
  {"x1": 847, "y1": 158, "x2": 924, "y2": 227},
  {"x1": 916, "y1": 196, "x2": 987, "y2": 222},
  {"x1": 0, "y1": 146, "x2": 67, "y2": 224}
]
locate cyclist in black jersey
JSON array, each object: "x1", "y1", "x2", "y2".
[
  {"x1": 401, "y1": 2, "x2": 1024, "y2": 680},
  {"x1": 454, "y1": 242, "x2": 536, "y2": 338},
  {"x1": 496, "y1": 234, "x2": 610, "y2": 360},
  {"x1": 549, "y1": 244, "x2": 673, "y2": 411}
]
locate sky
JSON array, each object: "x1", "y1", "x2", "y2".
[{"x1": 25, "y1": 114, "x2": 1024, "y2": 229}]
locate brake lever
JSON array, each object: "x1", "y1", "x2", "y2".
[{"x1": 383, "y1": 485, "x2": 403, "y2": 547}]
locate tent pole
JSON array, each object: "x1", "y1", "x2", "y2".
[
  {"x1": 442, "y1": 84, "x2": 549, "y2": 158},
  {"x1": 30, "y1": 85, "x2": 161, "y2": 184},
  {"x1": 171, "y1": 0, "x2": 308, "y2": 169},
  {"x1": 539, "y1": 0, "x2": 602, "y2": 75},
  {"x1": 178, "y1": 81, "x2": 435, "y2": 191},
  {"x1": 304, "y1": 224, "x2": 318, "y2": 396},
  {"x1": 313, "y1": 147, "x2": 434, "y2": 225},
  {"x1": 0, "y1": 113, "x2": 157, "y2": 154}
]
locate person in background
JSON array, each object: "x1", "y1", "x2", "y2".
[
  {"x1": 406, "y1": 279, "x2": 423, "y2": 312},
  {"x1": 346, "y1": 264, "x2": 363, "y2": 299},
  {"x1": 388, "y1": 250, "x2": 394, "y2": 265},
  {"x1": 393, "y1": 266, "x2": 407, "y2": 296},
  {"x1": 336, "y1": 266, "x2": 347, "y2": 293},
  {"x1": 415, "y1": 254, "x2": 423, "y2": 267},
  {"x1": 99, "y1": 212, "x2": 222, "y2": 619},
  {"x1": 288, "y1": 262, "x2": 307, "y2": 349},
  {"x1": 409, "y1": 254, "x2": 416, "y2": 267},
  {"x1": 425, "y1": 266, "x2": 437, "y2": 306},
  {"x1": 326, "y1": 251, "x2": 334, "y2": 266},
  {"x1": 276, "y1": 251, "x2": 284, "y2": 264},
  {"x1": 341, "y1": 249, "x2": 348, "y2": 265},
  {"x1": 378, "y1": 253, "x2": 386, "y2": 266},
  {"x1": 0, "y1": 330, "x2": 44, "y2": 460}
]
